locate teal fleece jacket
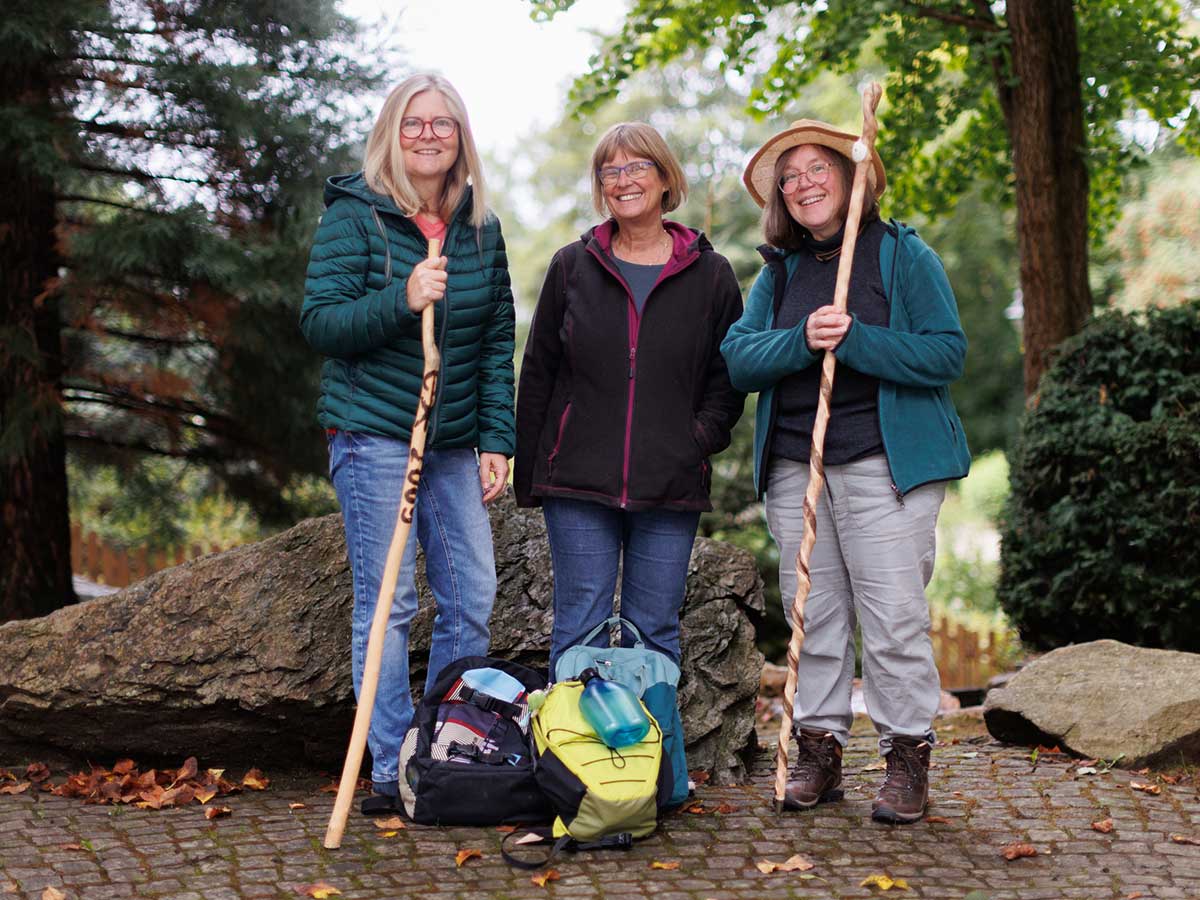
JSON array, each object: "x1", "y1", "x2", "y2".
[
  {"x1": 720, "y1": 221, "x2": 970, "y2": 497},
  {"x1": 299, "y1": 174, "x2": 515, "y2": 454}
]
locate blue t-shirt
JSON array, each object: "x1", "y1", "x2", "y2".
[{"x1": 614, "y1": 258, "x2": 664, "y2": 315}]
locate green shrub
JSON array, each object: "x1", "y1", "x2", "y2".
[{"x1": 997, "y1": 301, "x2": 1200, "y2": 651}]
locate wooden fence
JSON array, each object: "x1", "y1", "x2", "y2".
[
  {"x1": 70, "y1": 523, "x2": 224, "y2": 589},
  {"x1": 931, "y1": 612, "x2": 1015, "y2": 691}
]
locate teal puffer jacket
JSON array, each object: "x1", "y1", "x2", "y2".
[{"x1": 300, "y1": 174, "x2": 515, "y2": 455}]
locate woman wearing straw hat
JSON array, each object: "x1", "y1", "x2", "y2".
[{"x1": 721, "y1": 119, "x2": 970, "y2": 824}]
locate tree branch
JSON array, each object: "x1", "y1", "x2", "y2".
[
  {"x1": 900, "y1": 1, "x2": 1003, "y2": 32},
  {"x1": 56, "y1": 193, "x2": 153, "y2": 213},
  {"x1": 74, "y1": 162, "x2": 222, "y2": 186},
  {"x1": 65, "y1": 430, "x2": 230, "y2": 462}
]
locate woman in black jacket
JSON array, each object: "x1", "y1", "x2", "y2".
[{"x1": 515, "y1": 122, "x2": 744, "y2": 675}]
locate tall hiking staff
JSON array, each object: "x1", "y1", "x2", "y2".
[
  {"x1": 324, "y1": 238, "x2": 443, "y2": 849},
  {"x1": 773, "y1": 84, "x2": 884, "y2": 813}
]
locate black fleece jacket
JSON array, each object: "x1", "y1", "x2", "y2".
[{"x1": 515, "y1": 219, "x2": 745, "y2": 512}]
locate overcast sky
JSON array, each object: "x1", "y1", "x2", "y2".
[{"x1": 342, "y1": 0, "x2": 624, "y2": 156}]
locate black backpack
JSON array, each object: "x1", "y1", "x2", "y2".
[{"x1": 397, "y1": 656, "x2": 553, "y2": 826}]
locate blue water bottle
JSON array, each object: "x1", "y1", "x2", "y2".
[{"x1": 577, "y1": 667, "x2": 650, "y2": 748}]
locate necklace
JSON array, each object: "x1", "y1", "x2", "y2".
[{"x1": 615, "y1": 228, "x2": 671, "y2": 264}]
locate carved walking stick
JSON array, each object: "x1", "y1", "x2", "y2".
[
  {"x1": 325, "y1": 237, "x2": 443, "y2": 848},
  {"x1": 773, "y1": 84, "x2": 883, "y2": 813}
]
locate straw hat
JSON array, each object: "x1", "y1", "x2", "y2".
[{"x1": 743, "y1": 118, "x2": 887, "y2": 208}]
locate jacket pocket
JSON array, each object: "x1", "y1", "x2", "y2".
[{"x1": 546, "y1": 401, "x2": 573, "y2": 479}]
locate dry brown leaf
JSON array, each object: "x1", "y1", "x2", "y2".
[
  {"x1": 289, "y1": 802, "x2": 307, "y2": 811},
  {"x1": 194, "y1": 787, "x2": 217, "y2": 804},
  {"x1": 1170, "y1": 834, "x2": 1200, "y2": 846},
  {"x1": 861, "y1": 874, "x2": 910, "y2": 890},
  {"x1": 531, "y1": 870, "x2": 560, "y2": 888},
  {"x1": 112, "y1": 759, "x2": 136, "y2": 775},
  {"x1": 495, "y1": 824, "x2": 517, "y2": 833},
  {"x1": 0, "y1": 782, "x2": 30, "y2": 795},
  {"x1": 317, "y1": 782, "x2": 339, "y2": 794},
  {"x1": 42, "y1": 889, "x2": 66, "y2": 900},
  {"x1": 372, "y1": 816, "x2": 406, "y2": 830},
  {"x1": 925, "y1": 816, "x2": 952, "y2": 824},
  {"x1": 715, "y1": 802, "x2": 738, "y2": 814},
  {"x1": 1001, "y1": 843, "x2": 1037, "y2": 860},
  {"x1": 58, "y1": 843, "x2": 87, "y2": 852},
  {"x1": 295, "y1": 883, "x2": 342, "y2": 899},
  {"x1": 26, "y1": 762, "x2": 51, "y2": 783},
  {"x1": 1126, "y1": 893, "x2": 1145, "y2": 899},
  {"x1": 863, "y1": 761, "x2": 887, "y2": 772},
  {"x1": 756, "y1": 854, "x2": 815, "y2": 874},
  {"x1": 173, "y1": 756, "x2": 198, "y2": 785},
  {"x1": 242, "y1": 768, "x2": 270, "y2": 791},
  {"x1": 1091, "y1": 818, "x2": 1115, "y2": 833},
  {"x1": 204, "y1": 806, "x2": 232, "y2": 820},
  {"x1": 689, "y1": 770, "x2": 711, "y2": 785},
  {"x1": 681, "y1": 801, "x2": 707, "y2": 814},
  {"x1": 1130, "y1": 781, "x2": 1161, "y2": 795},
  {"x1": 455, "y1": 848, "x2": 483, "y2": 866},
  {"x1": 1132, "y1": 767, "x2": 1150, "y2": 775},
  {"x1": 650, "y1": 860, "x2": 681, "y2": 870}
]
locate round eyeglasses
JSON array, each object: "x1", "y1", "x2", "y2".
[
  {"x1": 778, "y1": 162, "x2": 833, "y2": 194},
  {"x1": 400, "y1": 116, "x2": 457, "y2": 140},
  {"x1": 597, "y1": 160, "x2": 658, "y2": 185}
]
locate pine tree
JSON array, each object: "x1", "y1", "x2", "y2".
[{"x1": 0, "y1": 0, "x2": 385, "y2": 619}]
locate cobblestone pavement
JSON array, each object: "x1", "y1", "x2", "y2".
[{"x1": 2, "y1": 732, "x2": 1198, "y2": 900}]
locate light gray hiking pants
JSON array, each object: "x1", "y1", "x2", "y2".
[{"x1": 765, "y1": 453, "x2": 945, "y2": 753}]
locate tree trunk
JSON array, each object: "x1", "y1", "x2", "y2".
[
  {"x1": 1000, "y1": 0, "x2": 1094, "y2": 395},
  {"x1": 0, "y1": 57, "x2": 75, "y2": 620}
]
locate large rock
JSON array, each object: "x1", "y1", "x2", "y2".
[
  {"x1": 983, "y1": 639, "x2": 1200, "y2": 766},
  {"x1": 0, "y1": 495, "x2": 764, "y2": 782}
]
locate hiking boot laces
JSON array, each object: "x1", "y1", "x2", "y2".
[{"x1": 793, "y1": 730, "x2": 837, "y2": 780}]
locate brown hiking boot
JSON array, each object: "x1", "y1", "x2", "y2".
[
  {"x1": 871, "y1": 735, "x2": 931, "y2": 824},
  {"x1": 783, "y1": 728, "x2": 843, "y2": 810}
]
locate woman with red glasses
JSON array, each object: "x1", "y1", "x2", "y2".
[
  {"x1": 300, "y1": 73, "x2": 514, "y2": 815},
  {"x1": 721, "y1": 119, "x2": 970, "y2": 824},
  {"x1": 515, "y1": 122, "x2": 744, "y2": 688}
]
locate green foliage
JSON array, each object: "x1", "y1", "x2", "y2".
[
  {"x1": 998, "y1": 301, "x2": 1200, "y2": 651},
  {"x1": 531, "y1": 0, "x2": 1200, "y2": 241}
]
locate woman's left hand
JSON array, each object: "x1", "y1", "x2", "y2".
[{"x1": 479, "y1": 452, "x2": 509, "y2": 504}]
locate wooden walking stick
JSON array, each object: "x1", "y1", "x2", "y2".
[
  {"x1": 773, "y1": 83, "x2": 883, "y2": 813},
  {"x1": 325, "y1": 237, "x2": 443, "y2": 849}
]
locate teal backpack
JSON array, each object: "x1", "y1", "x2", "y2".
[{"x1": 554, "y1": 616, "x2": 689, "y2": 808}]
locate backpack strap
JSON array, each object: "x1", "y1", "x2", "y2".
[
  {"x1": 458, "y1": 685, "x2": 524, "y2": 721},
  {"x1": 576, "y1": 616, "x2": 646, "y2": 649},
  {"x1": 500, "y1": 828, "x2": 633, "y2": 870}
]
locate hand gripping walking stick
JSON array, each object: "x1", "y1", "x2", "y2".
[
  {"x1": 773, "y1": 84, "x2": 883, "y2": 813},
  {"x1": 325, "y1": 238, "x2": 443, "y2": 848}
]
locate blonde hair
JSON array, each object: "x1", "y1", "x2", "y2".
[
  {"x1": 763, "y1": 144, "x2": 878, "y2": 249},
  {"x1": 589, "y1": 122, "x2": 688, "y2": 218},
  {"x1": 363, "y1": 73, "x2": 488, "y2": 229}
]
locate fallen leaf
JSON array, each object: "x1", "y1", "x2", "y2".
[
  {"x1": 1130, "y1": 782, "x2": 1161, "y2": 795},
  {"x1": 1162, "y1": 774, "x2": 1180, "y2": 785},
  {"x1": 242, "y1": 768, "x2": 270, "y2": 791},
  {"x1": 925, "y1": 816, "x2": 952, "y2": 824},
  {"x1": 682, "y1": 801, "x2": 707, "y2": 814},
  {"x1": 377, "y1": 831, "x2": 399, "y2": 838},
  {"x1": 289, "y1": 802, "x2": 307, "y2": 811},
  {"x1": 26, "y1": 762, "x2": 51, "y2": 783},
  {"x1": 1001, "y1": 843, "x2": 1037, "y2": 860},
  {"x1": 1075, "y1": 766, "x2": 1098, "y2": 776},
  {"x1": 0, "y1": 782, "x2": 30, "y2": 795},
  {"x1": 173, "y1": 756, "x2": 198, "y2": 785},
  {"x1": 715, "y1": 802, "x2": 738, "y2": 814},
  {"x1": 1170, "y1": 834, "x2": 1200, "y2": 846},
  {"x1": 455, "y1": 848, "x2": 482, "y2": 866},
  {"x1": 690, "y1": 770, "x2": 711, "y2": 785},
  {"x1": 1132, "y1": 767, "x2": 1150, "y2": 775},
  {"x1": 495, "y1": 824, "x2": 517, "y2": 833},
  {"x1": 373, "y1": 816, "x2": 406, "y2": 830},
  {"x1": 861, "y1": 874, "x2": 910, "y2": 890},
  {"x1": 650, "y1": 860, "x2": 681, "y2": 870},
  {"x1": 204, "y1": 806, "x2": 232, "y2": 820},
  {"x1": 206, "y1": 768, "x2": 225, "y2": 781},
  {"x1": 863, "y1": 761, "x2": 887, "y2": 771},
  {"x1": 1091, "y1": 818, "x2": 1115, "y2": 833},
  {"x1": 756, "y1": 854, "x2": 815, "y2": 873},
  {"x1": 318, "y1": 782, "x2": 339, "y2": 793},
  {"x1": 296, "y1": 883, "x2": 342, "y2": 899},
  {"x1": 514, "y1": 832, "x2": 545, "y2": 846},
  {"x1": 42, "y1": 889, "x2": 66, "y2": 900},
  {"x1": 1126, "y1": 893, "x2": 1144, "y2": 899},
  {"x1": 531, "y1": 870, "x2": 560, "y2": 888},
  {"x1": 194, "y1": 788, "x2": 217, "y2": 804},
  {"x1": 112, "y1": 759, "x2": 136, "y2": 775},
  {"x1": 59, "y1": 843, "x2": 87, "y2": 852}
]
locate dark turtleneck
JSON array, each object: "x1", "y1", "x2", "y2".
[{"x1": 770, "y1": 217, "x2": 889, "y2": 467}]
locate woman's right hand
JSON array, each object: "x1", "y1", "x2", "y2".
[
  {"x1": 406, "y1": 255, "x2": 448, "y2": 314},
  {"x1": 805, "y1": 305, "x2": 852, "y2": 351}
]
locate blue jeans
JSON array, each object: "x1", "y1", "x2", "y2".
[
  {"x1": 328, "y1": 432, "x2": 496, "y2": 788},
  {"x1": 542, "y1": 497, "x2": 700, "y2": 676}
]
